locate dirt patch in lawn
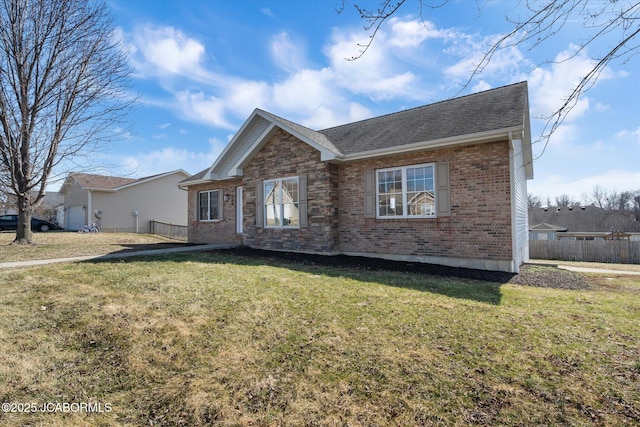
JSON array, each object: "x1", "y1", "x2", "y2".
[
  {"x1": 216, "y1": 247, "x2": 590, "y2": 289},
  {"x1": 508, "y1": 264, "x2": 590, "y2": 290}
]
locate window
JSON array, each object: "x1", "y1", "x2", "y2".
[
  {"x1": 198, "y1": 190, "x2": 220, "y2": 221},
  {"x1": 377, "y1": 163, "x2": 435, "y2": 218},
  {"x1": 264, "y1": 177, "x2": 299, "y2": 227}
]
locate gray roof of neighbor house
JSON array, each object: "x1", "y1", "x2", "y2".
[
  {"x1": 69, "y1": 173, "x2": 137, "y2": 190},
  {"x1": 182, "y1": 81, "x2": 531, "y2": 186},
  {"x1": 60, "y1": 170, "x2": 190, "y2": 193},
  {"x1": 529, "y1": 206, "x2": 640, "y2": 232}
]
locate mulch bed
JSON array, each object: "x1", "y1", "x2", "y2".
[{"x1": 216, "y1": 247, "x2": 590, "y2": 289}]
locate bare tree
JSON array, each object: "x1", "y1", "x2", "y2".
[
  {"x1": 591, "y1": 185, "x2": 607, "y2": 209},
  {"x1": 555, "y1": 194, "x2": 577, "y2": 208},
  {"x1": 340, "y1": 0, "x2": 639, "y2": 155},
  {"x1": 0, "y1": 0, "x2": 132, "y2": 244},
  {"x1": 527, "y1": 193, "x2": 541, "y2": 209}
]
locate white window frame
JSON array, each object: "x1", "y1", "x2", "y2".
[
  {"x1": 376, "y1": 163, "x2": 436, "y2": 219},
  {"x1": 264, "y1": 176, "x2": 300, "y2": 228},
  {"x1": 198, "y1": 189, "x2": 220, "y2": 222}
]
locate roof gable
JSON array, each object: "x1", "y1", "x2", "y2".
[{"x1": 529, "y1": 223, "x2": 568, "y2": 231}]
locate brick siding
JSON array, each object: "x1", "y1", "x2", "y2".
[
  {"x1": 338, "y1": 140, "x2": 514, "y2": 261},
  {"x1": 187, "y1": 179, "x2": 242, "y2": 244},
  {"x1": 242, "y1": 129, "x2": 339, "y2": 253},
  {"x1": 188, "y1": 134, "x2": 514, "y2": 264}
]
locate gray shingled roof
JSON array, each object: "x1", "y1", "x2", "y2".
[
  {"x1": 529, "y1": 206, "x2": 640, "y2": 232},
  {"x1": 319, "y1": 81, "x2": 528, "y2": 155},
  {"x1": 71, "y1": 173, "x2": 137, "y2": 190}
]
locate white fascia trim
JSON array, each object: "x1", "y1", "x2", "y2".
[
  {"x1": 114, "y1": 170, "x2": 190, "y2": 191},
  {"x1": 229, "y1": 123, "x2": 277, "y2": 177},
  {"x1": 339, "y1": 126, "x2": 523, "y2": 161},
  {"x1": 205, "y1": 109, "x2": 265, "y2": 180},
  {"x1": 177, "y1": 179, "x2": 212, "y2": 189}
]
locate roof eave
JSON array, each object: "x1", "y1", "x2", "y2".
[
  {"x1": 113, "y1": 169, "x2": 190, "y2": 191},
  {"x1": 339, "y1": 126, "x2": 524, "y2": 162}
]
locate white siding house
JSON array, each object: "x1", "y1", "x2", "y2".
[{"x1": 59, "y1": 170, "x2": 189, "y2": 232}]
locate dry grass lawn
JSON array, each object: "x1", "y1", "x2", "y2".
[
  {"x1": 0, "y1": 231, "x2": 187, "y2": 263},
  {"x1": 0, "y1": 248, "x2": 638, "y2": 426}
]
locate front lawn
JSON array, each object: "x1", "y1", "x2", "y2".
[
  {"x1": 0, "y1": 232, "x2": 187, "y2": 263},
  {"x1": 0, "y1": 251, "x2": 638, "y2": 426}
]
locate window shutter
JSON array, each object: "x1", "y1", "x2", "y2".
[
  {"x1": 298, "y1": 175, "x2": 308, "y2": 227},
  {"x1": 217, "y1": 190, "x2": 224, "y2": 220},
  {"x1": 364, "y1": 170, "x2": 375, "y2": 218},
  {"x1": 436, "y1": 162, "x2": 451, "y2": 217},
  {"x1": 256, "y1": 182, "x2": 264, "y2": 227}
]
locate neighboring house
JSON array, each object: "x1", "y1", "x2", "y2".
[
  {"x1": 180, "y1": 82, "x2": 533, "y2": 273},
  {"x1": 40, "y1": 192, "x2": 65, "y2": 226},
  {"x1": 529, "y1": 223, "x2": 567, "y2": 241},
  {"x1": 59, "y1": 170, "x2": 189, "y2": 232},
  {"x1": 0, "y1": 191, "x2": 63, "y2": 224},
  {"x1": 529, "y1": 205, "x2": 640, "y2": 241}
]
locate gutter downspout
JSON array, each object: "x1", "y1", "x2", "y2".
[{"x1": 87, "y1": 190, "x2": 93, "y2": 227}]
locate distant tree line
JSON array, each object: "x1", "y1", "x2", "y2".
[{"x1": 528, "y1": 187, "x2": 640, "y2": 220}]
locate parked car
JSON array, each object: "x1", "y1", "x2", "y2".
[{"x1": 0, "y1": 214, "x2": 62, "y2": 232}]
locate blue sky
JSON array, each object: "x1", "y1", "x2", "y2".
[{"x1": 59, "y1": 0, "x2": 639, "y2": 203}]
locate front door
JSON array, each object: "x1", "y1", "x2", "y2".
[{"x1": 236, "y1": 186, "x2": 243, "y2": 234}]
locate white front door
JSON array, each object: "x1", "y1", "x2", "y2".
[{"x1": 236, "y1": 186, "x2": 243, "y2": 234}]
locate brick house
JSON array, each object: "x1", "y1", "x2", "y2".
[{"x1": 180, "y1": 82, "x2": 533, "y2": 272}]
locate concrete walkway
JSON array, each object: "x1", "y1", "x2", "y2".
[
  {"x1": 0, "y1": 244, "x2": 236, "y2": 269},
  {"x1": 528, "y1": 260, "x2": 640, "y2": 276}
]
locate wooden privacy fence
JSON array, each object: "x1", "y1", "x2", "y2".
[
  {"x1": 149, "y1": 220, "x2": 188, "y2": 241},
  {"x1": 530, "y1": 240, "x2": 640, "y2": 264}
]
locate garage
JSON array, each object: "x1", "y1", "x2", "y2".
[{"x1": 66, "y1": 205, "x2": 85, "y2": 231}]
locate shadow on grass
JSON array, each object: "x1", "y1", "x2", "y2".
[
  {"x1": 106, "y1": 242, "x2": 195, "y2": 252},
  {"x1": 85, "y1": 246, "x2": 508, "y2": 305}
]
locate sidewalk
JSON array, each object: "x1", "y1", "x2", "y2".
[
  {"x1": 0, "y1": 244, "x2": 236, "y2": 269},
  {"x1": 528, "y1": 259, "x2": 640, "y2": 276}
]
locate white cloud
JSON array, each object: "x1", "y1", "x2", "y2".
[
  {"x1": 129, "y1": 25, "x2": 205, "y2": 76},
  {"x1": 324, "y1": 25, "x2": 420, "y2": 101},
  {"x1": 174, "y1": 91, "x2": 235, "y2": 130},
  {"x1": 387, "y1": 17, "x2": 434, "y2": 48},
  {"x1": 528, "y1": 45, "x2": 614, "y2": 123},
  {"x1": 224, "y1": 80, "x2": 272, "y2": 118},
  {"x1": 615, "y1": 127, "x2": 640, "y2": 145},
  {"x1": 273, "y1": 68, "x2": 339, "y2": 113},
  {"x1": 270, "y1": 32, "x2": 305, "y2": 72},
  {"x1": 122, "y1": 138, "x2": 227, "y2": 177}
]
